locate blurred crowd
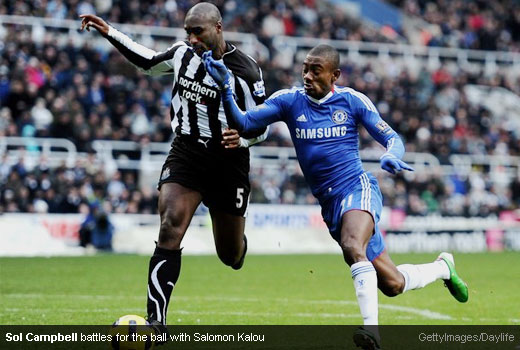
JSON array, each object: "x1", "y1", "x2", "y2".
[
  {"x1": 2, "y1": 0, "x2": 520, "y2": 51},
  {"x1": 1, "y1": 153, "x2": 159, "y2": 214},
  {"x1": 389, "y1": 0, "x2": 520, "y2": 51},
  {"x1": 1, "y1": 0, "x2": 520, "y2": 217},
  {"x1": 0, "y1": 0, "x2": 393, "y2": 45}
]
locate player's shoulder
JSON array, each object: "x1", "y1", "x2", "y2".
[
  {"x1": 268, "y1": 86, "x2": 304, "y2": 101},
  {"x1": 335, "y1": 86, "x2": 377, "y2": 112},
  {"x1": 223, "y1": 44, "x2": 262, "y2": 82},
  {"x1": 163, "y1": 40, "x2": 191, "y2": 60},
  {"x1": 170, "y1": 40, "x2": 190, "y2": 53}
]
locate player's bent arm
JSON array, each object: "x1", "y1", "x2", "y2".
[
  {"x1": 106, "y1": 26, "x2": 180, "y2": 76},
  {"x1": 233, "y1": 62, "x2": 268, "y2": 144},
  {"x1": 203, "y1": 50, "x2": 283, "y2": 132},
  {"x1": 360, "y1": 108, "x2": 413, "y2": 173},
  {"x1": 360, "y1": 108, "x2": 405, "y2": 159},
  {"x1": 221, "y1": 88, "x2": 282, "y2": 133}
]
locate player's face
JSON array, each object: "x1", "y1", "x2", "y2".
[
  {"x1": 184, "y1": 15, "x2": 222, "y2": 56},
  {"x1": 302, "y1": 55, "x2": 339, "y2": 99}
]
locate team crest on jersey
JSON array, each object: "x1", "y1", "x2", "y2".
[
  {"x1": 332, "y1": 110, "x2": 348, "y2": 124},
  {"x1": 160, "y1": 168, "x2": 170, "y2": 181},
  {"x1": 253, "y1": 80, "x2": 266, "y2": 97}
]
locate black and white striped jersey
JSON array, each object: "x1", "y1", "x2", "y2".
[{"x1": 106, "y1": 26, "x2": 268, "y2": 145}]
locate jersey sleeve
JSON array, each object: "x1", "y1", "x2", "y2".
[
  {"x1": 352, "y1": 92, "x2": 405, "y2": 159},
  {"x1": 106, "y1": 26, "x2": 183, "y2": 76},
  {"x1": 237, "y1": 68, "x2": 269, "y2": 143},
  {"x1": 228, "y1": 54, "x2": 269, "y2": 143},
  {"x1": 222, "y1": 89, "x2": 288, "y2": 133}
]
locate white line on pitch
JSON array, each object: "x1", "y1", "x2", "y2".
[
  {"x1": 3, "y1": 294, "x2": 452, "y2": 320},
  {"x1": 174, "y1": 296, "x2": 454, "y2": 320}
]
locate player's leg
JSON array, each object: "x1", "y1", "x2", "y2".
[
  {"x1": 146, "y1": 136, "x2": 212, "y2": 326},
  {"x1": 371, "y1": 250, "x2": 405, "y2": 296},
  {"x1": 206, "y1": 147, "x2": 250, "y2": 270},
  {"x1": 340, "y1": 209, "x2": 379, "y2": 325},
  {"x1": 375, "y1": 250, "x2": 448, "y2": 296},
  {"x1": 210, "y1": 209, "x2": 247, "y2": 269},
  {"x1": 157, "y1": 182, "x2": 202, "y2": 250},
  {"x1": 147, "y1": 182, "x2": 202, "y2": 325},
  {"x1": 374, "y1": 250, "x2": 468, "y2": 302},
  {"x1": 340, "y1": 210, "x2": 383, "y2": 350},
  {"x1": 333, "y1": 173, "x2": 384, "y2": 326}
]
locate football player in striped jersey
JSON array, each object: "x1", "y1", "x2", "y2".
[{"x1": 81, "y1": 2, "x2": 268, "y2": 340}]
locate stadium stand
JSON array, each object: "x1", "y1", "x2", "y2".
[
  {"x1": 388, "y1": 0, "x2": 520, "y2": 51},
  {"x1": 0, "y1": 0, "x2": 519, "y2": 219}
]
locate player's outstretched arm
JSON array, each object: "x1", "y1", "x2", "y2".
[
  {"x1": 79, "y1": 14, "x2": 176, "y2": 75},
  {"x1": 202, "y1": 51, "x2": 281, "y2": 133}
]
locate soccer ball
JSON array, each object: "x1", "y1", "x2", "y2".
[{"x1": 110, "y1": 315, "x2": 155, "y2": 350}]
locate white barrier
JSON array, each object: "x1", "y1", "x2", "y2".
[
  {"x1": 0, "y1": 214, "x2": 84, "y2": 257},
  {"x1": 0, "y1": 206, "x2": 338, "y2": 257},
  {"x1": 1, "y1": 206, "x2": 519, "y2": 256}
]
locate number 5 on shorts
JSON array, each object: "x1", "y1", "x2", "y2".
[{"x1": 236, "y1": 188, "x2": 244, "y2": 208}]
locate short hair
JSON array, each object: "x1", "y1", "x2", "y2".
[
  {"x1": 186, "y1": 2, "x2": 222, "y2": 23},
  {"x1": 308, "y1": 44, "x2": 340, "y2": 70}
]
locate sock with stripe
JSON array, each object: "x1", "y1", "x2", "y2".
[
  {"x1": 146, "y1": 246, "x2": 182, "y2": 325},
  {"x1": 350, "y1": 261, "x2": 379, "y2": 325},
  {"x1": 397, "y1": 260, "x2": 450, "y2": 293}
]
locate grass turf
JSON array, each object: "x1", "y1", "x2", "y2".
[{"x1": 1, "y1": 253, "x2": 518, "y2": 325}]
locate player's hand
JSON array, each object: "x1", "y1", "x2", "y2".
[
  {"x1": 380, "y1": 155, "x2": 414, "y2": 174},
  {"x1": 79, "y1": 14, "x2": 109, "y2": 36},
  {"x1": 221, "y1": 128, "x2": 241, "y2": 149},
  {"x1": 202, "y1": 50, "x2": 231, "y2": 89}
]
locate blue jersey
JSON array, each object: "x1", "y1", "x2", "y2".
[{"x1": 234, "y1": 85, "x2": 403, "y2": 203}]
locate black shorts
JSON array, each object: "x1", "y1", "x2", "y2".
[{"x1": 158, "y1": 135, "x2": 251, "y2": 216}]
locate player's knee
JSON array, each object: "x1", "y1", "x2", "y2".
[
  {"x1": 216, "y1": 250, "x2": 240, "y2": 267},
  {"x1": 379, "y1": 279, "x2": 404, "y2": 297},
  {"x1": 158, "y1": 210, "x2": 184, "y2": 248},
  {"x1": 218, "y1": 254, "x2": 236, "y2": 267},
  {"x1": 340, "y1": 238, "x2": 366, "y2": 263}
]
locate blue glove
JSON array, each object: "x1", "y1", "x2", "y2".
[
  {"x1": 380, "y1": 155, "x2": 414, "y2": 174},
  {"x1": 202, "y1": 50, "x2": 231, "y2": 90}
]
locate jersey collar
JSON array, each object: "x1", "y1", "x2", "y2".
[
  {"x1": 222, "y1": 42, "x2": 236, "y2": 57},
  {"x1": 305, "y1": 86, "x2": 335, "y2": 105}
]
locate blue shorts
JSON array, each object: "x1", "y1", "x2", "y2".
[{"x1": 321, "y1": 172, "x2": 385, "y2": 261}]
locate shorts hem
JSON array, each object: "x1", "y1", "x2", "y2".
[
  {"x1": 368, "y1": 248, "x2": 385, "y2": 262},
  {"x1": 157, "y1": 178, "x2": 203, "y2": 193},
  {"x1": 341, "y1": 208, "x2": 376, "y2": 225}
]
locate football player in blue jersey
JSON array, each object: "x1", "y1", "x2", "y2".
[{"x1": 202, "y1": 44, "x2": 468, "y2": 350}]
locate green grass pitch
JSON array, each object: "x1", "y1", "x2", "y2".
[{"x1": 1, "y1": 253, "x2": 519, "y2": 325}]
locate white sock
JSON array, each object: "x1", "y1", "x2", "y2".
[
  {"x1": 350, "y1": 261, "x2": 378, "y2": 325},
  {"x1": 397, "y1": 260, "x2": 450, "y2": 293}
]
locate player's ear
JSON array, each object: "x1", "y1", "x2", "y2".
[
  {"x1": 215, "y1": 21, "x2": 223, "y2": 33},
  {"x1": 332, "y1": 69, "x2": 341, "y2": 83}
]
